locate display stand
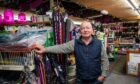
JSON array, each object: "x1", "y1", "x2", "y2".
[
  {"x1": 126, "y1": 50, "x2": 140, "y2": 77},
  {"x1": 0, "y1": 21, "x2": 51, "y2": 71},
  {"x1": 138, "y1": 63, "x2": 140, "y2": 77}
]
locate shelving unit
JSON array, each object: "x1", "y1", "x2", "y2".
[
  {"x1": 104, "y1": 22, "x2": 139, "y2": 59},
  {"x1": 0, "y1": 48, "x2": 36, "y2": 71},
  {"x1": 2, "y1": 21, "x2": 50, "y2": 26},
  {"x1": 0, "y1": 65, "x2": 35, "y2": 71},
  {"x1": 0, "y1": 21, "x2": 51, "y2": 71},
  {"x1": 108, "y1": 43, "x2": 114, "y2": 45},
  {"x1": 108, "y1": 43, "x2": 134, "y2": 45},
  {"x1": 119, "y1": 43, "x2": 134, "y2": 45}
]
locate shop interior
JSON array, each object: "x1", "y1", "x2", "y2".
[{"x1": 0, "y1": 0, "x2": 140, "y2": 84}]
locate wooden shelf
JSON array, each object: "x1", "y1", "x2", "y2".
[
  {"x1": 108, "y1": 43, "x2": 134, "y2": 45},
  {"x1": 135, "y1": 43, "x2": 140, "y2": 45},
  {"x1": 0, "y1": 65, "x2": 35, "y2": 71},
  {"x1": 108, "y1": 37, "x2": 114, "y2": 39},
  {"x1": 108, "y1": 43, "x2": 114, "y2": 45},
  {"x1": 119, "y1": 43, "x2": 134, "y2": 45},
  {"x1": 2, "y1": 21, "x2": 50, "y2": 26}
]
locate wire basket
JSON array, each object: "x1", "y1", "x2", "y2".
[{"x1": 0, "y1": 45, "x2": 36, "y2": 71}]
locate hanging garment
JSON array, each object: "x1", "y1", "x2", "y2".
[
  {"x1": 20, "y1": 66, "x2": 38, "y2": 84},
  {"x1": 45, "y1": 54, "x2": 52, "y2": 83},
  {"x1": 35, "y1": 55, "x2": 47, "y2": 84}
]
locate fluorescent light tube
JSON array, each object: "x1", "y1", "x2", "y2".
[{"x1": 127, "y1": 0, "x2": 140, "y2": 15}]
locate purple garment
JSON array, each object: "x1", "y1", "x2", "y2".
[{"x1": 30, "y1": 0, "x2": 43, "y2": 9}]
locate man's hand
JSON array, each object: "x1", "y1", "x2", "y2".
[
  {"x1": 32, "y1": 44, "x2": 46, "y2": 54},
  {"x1": 98, "y1": 75, "x2": 105, "y2": 82}
]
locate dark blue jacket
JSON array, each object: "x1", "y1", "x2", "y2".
[{"x1": 74, "y1": 36, "x2": 102, "y2": 80}]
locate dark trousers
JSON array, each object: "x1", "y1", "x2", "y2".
[{"x1": 76, "y1": 78, "x2": 103, "y2": 84}]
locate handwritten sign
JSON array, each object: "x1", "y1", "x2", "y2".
[{"x1": 129, "y1": 53, "x2": 140, "y2": 63}]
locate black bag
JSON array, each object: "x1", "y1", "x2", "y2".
[{"x1": 135, "y1": 36, "x2": 140, "y2": 43}]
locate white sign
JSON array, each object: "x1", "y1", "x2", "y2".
[
  {"x1": 129, "y1": 53, "x2": 140, "y2": 63},
  {"x1": 128, "y1": 61, "x2": 138, "y2": 75}
]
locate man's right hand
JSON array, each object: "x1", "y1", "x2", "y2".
[{"x1": 32, "y1": 44, "x2": 46, "y2": 54}]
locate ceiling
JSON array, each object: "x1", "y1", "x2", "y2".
[
  {"x1": 0, "y1": 0, "x2": 50, "y2": 14},
  {"x1": 61, "y1": 1, "x2": 101, "y2": 18},
  {"x1": 71, "y1": 0, "x2": 140, "y2": 20},
  {"x1": 61, "y1": 1, "x2": 122, "y2": 23},
  {"x1": 0, "y1": 0, "x2": 140, "y2": 20},
  {"x1": 0, "y1": 0, "x2": 101, "y2": 18}
]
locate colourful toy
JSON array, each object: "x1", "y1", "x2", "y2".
[
  {"x1": 4, "y1": 9, "x2": 14, "y2": 24},
  {"x1": 18, "y1": 12, "x2": 26, "y2": 23}
]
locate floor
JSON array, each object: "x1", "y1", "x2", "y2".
[
  {"x1": 104, "y1": 73, "x2": 140, "y2": 84},
  {"x1": 104, "y1": 55, "x2": 140, "y2": 84}
]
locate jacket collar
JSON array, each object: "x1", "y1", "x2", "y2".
[{"x1": 77, "y1": 35, "x2": 95, "y2": 45}]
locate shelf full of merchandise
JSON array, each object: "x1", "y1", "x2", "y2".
[
  {"x1": 1, "y1": 21, "x2": 50, "y2": 26},
  {"x1": 104, "y1": 22, "x2": 138, "y2": 59},
  {"x1": 0, "y1": 20, "x2": 51, "y2": 71}
]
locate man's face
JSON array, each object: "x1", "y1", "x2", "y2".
[{"x1": 80, "y1": 21, "x2": 93, "y2": 38}]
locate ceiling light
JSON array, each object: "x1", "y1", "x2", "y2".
[
  {"x1": 126, "y1": 0, "x2": 140, "y2": 15},
  {"x1": 101, "y1": 10, "x2": 108, "y2": 15}
]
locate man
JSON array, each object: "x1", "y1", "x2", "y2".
[{"x1": 34, "y1": 21, "x2": 109, "y2": 84}]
